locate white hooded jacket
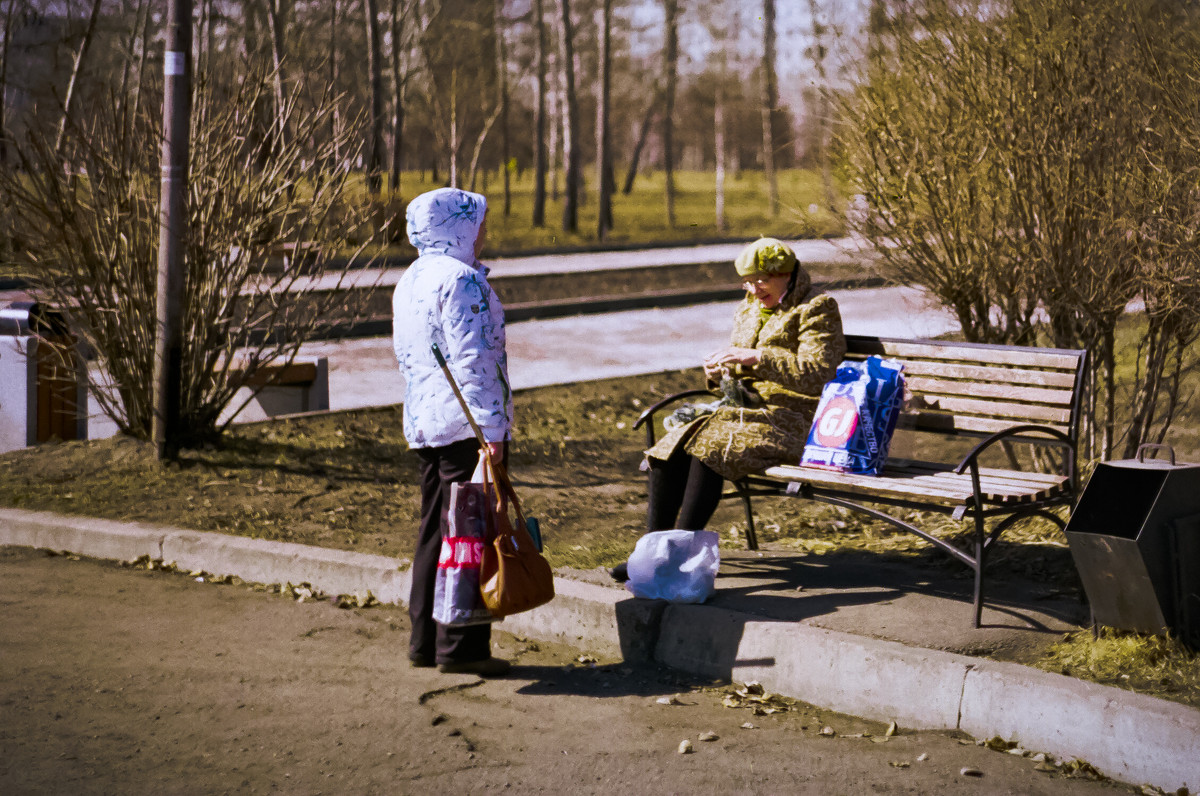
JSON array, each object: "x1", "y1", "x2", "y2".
[{"x1": 392, "y1": 188, "x2": 512, "y2": 449}]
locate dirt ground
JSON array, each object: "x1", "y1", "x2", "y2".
[{"x1": 0, "y1": 547, "x2": 1142, "y2": 795}]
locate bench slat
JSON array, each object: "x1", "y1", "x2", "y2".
[
  {"x1": 908, "y1": 394, "x2": 1071, "y2": 425},
  {"x1": 761, "y1": 463, "x2": 1069, "y2": 508},
  {"x1": 904, "y1": 375, "x2": 1076, "y2": 407},
  {"x1": 900, "y1": 460, "x2": 1068, "y2": 489},
  {"x1": 846, "y1": 337, "x2": 1084, "y2": 371},
  {"x1": 902, "y1": 412, "x2": 1071, "y2": 437},
  {"x1": 884, "y1": 360, "x2": 1079, "y2": 389}
]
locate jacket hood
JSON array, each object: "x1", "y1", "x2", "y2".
[{"x1": 406, "y1": 187, "x2": 488, "y2": 265}]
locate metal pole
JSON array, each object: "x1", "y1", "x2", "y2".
[{"x1": 152, "y1": 0, "x2": 192, "y2": 460}]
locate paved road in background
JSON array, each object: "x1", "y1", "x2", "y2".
[
  {"x1": 255, "y1": 237, "x2": 874, "y2": 293},
  {"x1": 86, "y1": 282, "x2": 956, "y2": 434}
]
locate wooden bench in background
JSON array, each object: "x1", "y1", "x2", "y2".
[
  {"x1": 236, "y1": 356, "x2": 329, "y2": 417},
  {"x1": 635, "y1": 335, "x2": 1089, "y2": 626}
]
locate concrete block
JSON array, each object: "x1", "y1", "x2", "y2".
[
  {"x1": 161, "y1": 530, "x2": 409, "y2": 603},
  {"x1": 961, "y1": 660, "x2": 1200, "y2": 793},
  {"x1": 497, "y1": 578, "x2": 640, "y2": 660},
  {"x1": 0, "y1": 508, "x2": 164, "y2": 562},
  {"x1": 0, "y1": 336, "x2": 36, "y2": 453},
  {"x1": 654, "y1": 603, "x2": 969, "y2": 730}
]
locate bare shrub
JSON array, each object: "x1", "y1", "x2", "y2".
[{"x1": 1, "y1": 71, "x2": 386, "y2": 446}]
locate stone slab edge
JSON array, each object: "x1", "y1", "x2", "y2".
[{"x1": 2, "y1": 507, "x2": 1196, "y2": 791}]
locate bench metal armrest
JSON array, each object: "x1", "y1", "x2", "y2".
[
  {"x1": 633, "y1": 389, "x2": 719, "y2": 447},
  {"x1": 953, "y1": 424, "x2": 1077, "y2": 502}
]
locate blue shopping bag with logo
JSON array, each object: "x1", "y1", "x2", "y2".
[{"x1": 801, "y1": 356, "x2": 905, "y2": 475}]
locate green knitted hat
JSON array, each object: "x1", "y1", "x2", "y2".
[{"x1": 735, "y1": 237, "x2": 797, "y2": 277}]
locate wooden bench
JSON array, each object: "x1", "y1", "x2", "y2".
[
  {"x1": 236, "y1": 356, "x2": 329, "y2": 417},
  {"x1": 634, "y1": 335, "x2": 1089, "y2": 626}
]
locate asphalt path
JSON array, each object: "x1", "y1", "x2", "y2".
[
  {"x1": 0, "y1": 547, "x2": 1130, "y2": 795},
  {"x1": 250, "y1": 237, "x2": 874, "y2": 293}
]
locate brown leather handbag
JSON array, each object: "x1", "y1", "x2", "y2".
[{"x1": 477, "y1": 456, "x2": 555, "y2": 618}]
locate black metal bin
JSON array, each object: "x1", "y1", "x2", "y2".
[{"x1": 1065, "y1": 444, "x2": 1200, "y2": 646}]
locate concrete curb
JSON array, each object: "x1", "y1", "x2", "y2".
[{"x1": 2, "y1": 507, "x2": 1197, "y2": 792}]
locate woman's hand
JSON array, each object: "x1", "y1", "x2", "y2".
[{"x1": 703, "y1": 347, "x2": 761, "y2": 377}]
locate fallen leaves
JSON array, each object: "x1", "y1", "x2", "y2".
[{"x1": 719, "y1": 681, "x2": 794, "y2": 715}]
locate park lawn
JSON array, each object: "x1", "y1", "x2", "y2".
[{"x1": 350, "y1": 167, "x2": 848, "y2": 256}]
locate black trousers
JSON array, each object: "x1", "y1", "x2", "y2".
[
  {"x1": 411, "y1": 438, "x2": 492, "y2": 664},
  {"x1": 647, "y1": 448, "x2": 725, "y2": 532}
]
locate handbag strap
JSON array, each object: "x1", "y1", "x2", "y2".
[
  {"x1": 431, "y1": 343, "x2": 491, "y2": 453},
  {"x1": 431, "y1": 343, "x2": 530, "y2": 536}
]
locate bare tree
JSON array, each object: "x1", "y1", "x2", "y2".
[
  {"x1": 760, "y1": 0, "x2": 779, "y2": 216},
  {"x1": 0, "y1": 0, "x2": 16, "y2": 166},
  {"x1": 388, "y1": 0, "x2": 414, "y2": 196},
  {"x1": 712, "y1": 5, "x2": 731, "y2": 232},
  {"x1": 556, "y1": 0, "x2": 580, "y2": 232},
  {"x1": 595, "y1": 0, "x2": 613, "y2": 238},
  {"x1": 55, "y1": 0, "x2": 104, "y2": 156},
  {"x1": 805, "y1": 0, "x2": 836, "y2": 211},
  {"x1": 532, "y1": 0, "x2": 548, "y2": 225},
  {"x1": 364, "y1": 0, "x2": 385, "y2": 195},
  {"x1": 622, "y1": 85, "x2": 658, "y2": 194},
  {"x1": 263, "y1": 0, "x2": 292, "y2": 152},
  {"x1": 495, "y1": 0, "x2": 511, "y2": 215},
  {"x1": 1, "y1": 72, "x2": 380, "y2": 444},
  {"x1": 662, "y1": 0, "x2": 678, "y2": 227}
]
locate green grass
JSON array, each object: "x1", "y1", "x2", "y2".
[{"x1": 348, "y1": 167, "x2": 848, "y2": 256}]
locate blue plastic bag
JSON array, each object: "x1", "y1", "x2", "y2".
[
  {"x1": 801, "y1": 355, "x2": 905, "y2": 475},
  {"x1": 626, "y1": 530, "x2": 720, "y2": 603}
]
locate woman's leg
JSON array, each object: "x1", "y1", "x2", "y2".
[
  {"x1": 675, "y1": 456, "x2": 726, "y2": 530},
  {"x1": 410, "y1": 439, "x2": 491, "y2": 665},
  {"x1": 646, "y1": 450, "x2": 692, "y2": 531}
]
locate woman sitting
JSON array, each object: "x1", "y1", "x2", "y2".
[{"x1": 614, "y1": 237, "x2": 846, "y2": 580}]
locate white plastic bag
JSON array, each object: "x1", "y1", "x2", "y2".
[{"x1": 625, "y1": 530, "x2": 720, "y2": 603}]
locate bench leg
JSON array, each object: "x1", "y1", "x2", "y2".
[
  {"x1": 972, "y1": 516, "x2": 986, "y2": 628},
  {"x1": 733, "y1": 479, "x2": 758, "y2": 551}
]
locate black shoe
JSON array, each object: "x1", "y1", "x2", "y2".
[
  {"x1": 409, "y1": 653, "x2": 435, "y2": 668},
  {"x1": 438, "y1": 657, "x2": 512, "y2": 677},
  {"x1": 609, "y1": 562, "x2": 629, "y2": 582}
]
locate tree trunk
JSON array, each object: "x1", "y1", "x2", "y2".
[
  {"x1": 465, "y1": 103, "x2": 503, "y2": 192},
  {"x1": 363, "y1": 0, "x2": 384, "y2": 195},
  {"x1": 805, "y1": 0, "x2": 837, "y2": 211},
  {"x1": 495, "y1": 0, "x2": 511, "y2": 215},
  {"x1": 547, "y1": 42, "x2": 560, "y2": 201},
  {"x1": 532, "y1": 0, "x2": 548, "y2": 226},
  {"x1": 556, "y1": 0, "x2": 580, "y2": 232},
  {"x1": 330, "y1": 0, "x2": 342, "y2": 168},
  {"x1": 595, "y1": 0, "x2": 613, "y2": 239},
  {"x1": 760, "y1": 0, "x2": 779, "y2": 216},
  {"x1": 55, "y1": 0, "x2": 104, "y2": 156},
  {"x1": 389, "y1": 0, "x2": 406, "y2": 195},
  {"x1": 662, "y1": 0, "x2": 679, "y2": 227},
  {"x1": 264, "y1": 0, "x2": 291, "y2": 152},
  {"x1": 715, "y1": 87, "x2": 727, "y2": 232},
  {"x1": 622, "y1": 87, "x2": 658, "y2": 195},
  {"x1": 0, "y1": 0, "x2": 15, "y2": 166}
]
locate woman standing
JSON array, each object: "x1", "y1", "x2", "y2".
[{"x1": 393, "y1": 188, "x2": 512, "y2": 676}]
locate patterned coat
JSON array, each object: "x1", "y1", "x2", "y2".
[
  {"x1": 393, "y1": 189, "x2": 512, "y2": 449},
  {"x1": 646, "y1": 268, "x2": 846, "y2": 480}
]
